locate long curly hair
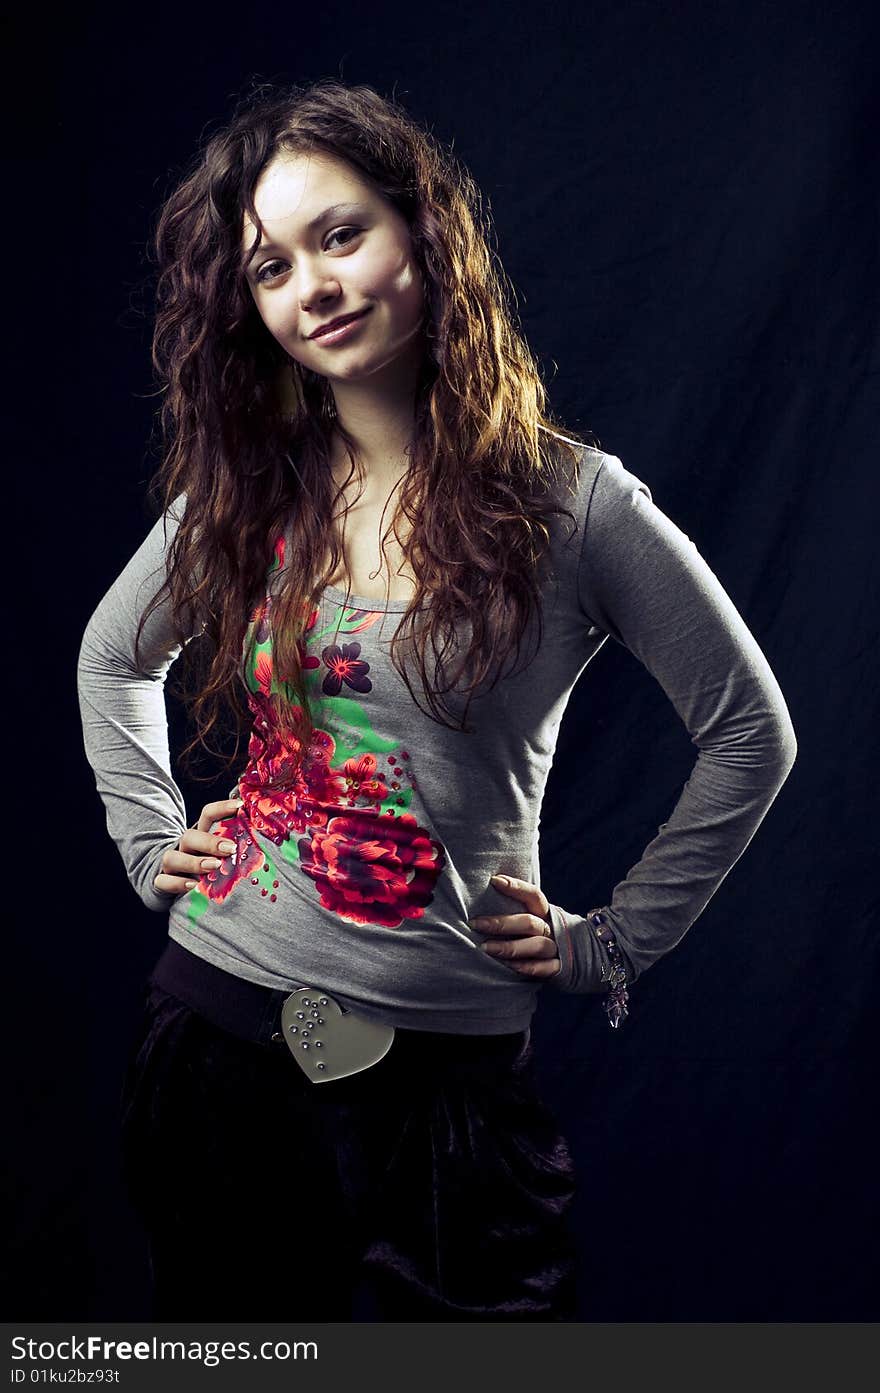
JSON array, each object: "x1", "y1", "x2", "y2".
[{"x1": 137, "y1": 77, "x2": 596, "y2": 783}]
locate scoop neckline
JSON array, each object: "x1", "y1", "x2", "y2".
[
  {"x1": 321, "y1": 582, "x2": 418, "y2": 614},
  {"x1": 279, "y1": 512, "x2": 422, "y2": 613}
]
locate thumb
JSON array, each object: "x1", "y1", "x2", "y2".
[{"x1": 490, "y1": 874, "x2": 551, "y2": 922}]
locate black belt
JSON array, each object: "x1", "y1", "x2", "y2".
[
  {"x1": 149, "y1": 939, "x2": 527, "y2": 1085},
  {"x1": 151, "y1": 938, "x2": 297, "y2": 1047}
]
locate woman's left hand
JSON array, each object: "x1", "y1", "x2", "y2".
[{"x1": 468, "y1": 874, "x2": 561, "y2": 978}]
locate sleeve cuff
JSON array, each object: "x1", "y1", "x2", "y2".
[
  {"x1": 134, "y1": 841, "x2": 185, "y2": 913},
  {"x1": 546, "y1": 903, "x2": 636, "y2": 1028}
]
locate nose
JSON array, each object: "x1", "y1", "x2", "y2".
[{"x1": 299, "y1": 265, "x2": 342, "y2": 315}]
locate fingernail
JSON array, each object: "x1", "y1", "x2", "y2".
[
  {"x1": 200, "y1": 858, "x2": 221, "y2": 871},
  {"x1": 184, "y1": 881, "x2": 197, "y2": 890},
  {"x1": 218, "y1": 839, "x2": 236, "y2": 854},
  {"x1": 490, "y1": 874, "x2": 509, "y2": 886}
]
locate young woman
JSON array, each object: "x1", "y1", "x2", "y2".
[{"x1": 77, "y1": 78, "x2": 797, "y2": 1322}]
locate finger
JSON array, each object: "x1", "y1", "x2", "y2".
[
  {"x1": 178, "y1": 828, "x2": 239, "y2": 860},
  {"x1": 196, "y1": 799, "x2": 244, "y2": 834},
  {"x1": 469, "y1": 912, "x2": 551, "y2": 938},
  {"x1": 488, "y1": 874, "x2": 550, "y2": 921},
  {"x1": 153, "y1": 872, "x2": 199, "y2": 895},
  {"x1": 505, "y1": 958, "x2": 562, "y2": 979},
  {"x1": 480, "y1": 939, "x2": 561, "y2": 978},
  {"x1": 160, "y1": 847, "x2": 226, "y2": 879},
  {"x1": 481, "y1": 941, "x2": 556, "y2": 975},
  {"x1": 481, "y1": 941, "x2": 556, "y2": 963}
]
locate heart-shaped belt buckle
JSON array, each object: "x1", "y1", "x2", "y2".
[{"x1": 280, "y1": 988, "x2": 396, "y2": 1083}]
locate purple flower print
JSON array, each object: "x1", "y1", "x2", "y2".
[{"x1": 321, "y1": 641, "x2": 373, "y2": 696}]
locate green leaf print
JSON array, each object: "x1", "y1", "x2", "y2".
[{"x1": 186, "y1": 889, "x2": 210, "y2": 924}]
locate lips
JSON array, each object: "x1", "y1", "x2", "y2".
[{"x1": 309, "y1": 309, "x2": 370, "y2": 339}]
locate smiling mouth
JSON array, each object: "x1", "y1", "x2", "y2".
[{"x1": 310, "y1": 309, "x2": 371, "y2": 339}]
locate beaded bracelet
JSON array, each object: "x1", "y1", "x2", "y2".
[{"x1": 588, "y1": 909, "x2": 630, "y2": 1029}]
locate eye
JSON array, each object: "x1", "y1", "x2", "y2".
[
  {"x1": 325, "y1": 225, "x2": 361, "y2": 250},
  {"x1": 254, "y1": 227, "x2": 362, "y2": 285},
  {"x1": 254, "y1": 259, "x2": 287, "y2": 285}
]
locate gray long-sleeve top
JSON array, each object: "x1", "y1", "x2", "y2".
[{"x1": 77, "y1": 446, "x2": 797, "y2": 1032}]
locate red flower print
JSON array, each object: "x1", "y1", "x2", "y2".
[
  {"x1": 197, "y1": 815, "x2": 264, "y2": 902},
  {"x1": 237, "y1": 691, "x2": 348, "y2": 844},
  {"x1": 302, "y1": 726, "x2": 336, "y2": 777},
  {"x1": 297, "y1": 810, "x2": 446, "y2": 927},
  {"x1": 341, "y1": 753, "x2": 389, "y2": 804},
  {"x1": 254, "y1": 651, "x2": 273, "y2": 695},
  {"x1": 321, "y1": 641, "x2": 372, "y2": 696},
  {"x1": 252, "y1": 596, "x2": 272, "y2": 644},
  {"x1": 338, "y1": 608, "x2": 386, "y2": 636}
]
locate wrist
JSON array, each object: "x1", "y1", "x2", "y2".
[
  {"x1": 586, "y1": 909, "x2": 630, "y2": 1029},
  {"x1": 545, "y1": 902, "x2": 632, "y2": 1028}
]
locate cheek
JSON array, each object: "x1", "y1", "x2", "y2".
[
  {"x1": 363, "y1": 238, "x2": 422, "y2": 304},
  {"x1": 386, "y1": 259, "x2": 424, "y2": 325}
]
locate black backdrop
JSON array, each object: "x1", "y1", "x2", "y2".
[{"x1": 12, "y1": 0, "x2": 878, "y2": 1320}]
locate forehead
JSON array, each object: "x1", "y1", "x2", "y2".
[{"x1": 241, "y1": 152, "x2": 375, "y2": 248}]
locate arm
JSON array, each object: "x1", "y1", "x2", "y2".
[
  {"x1": 76, "y1": 497, "x2": 197, "y2": 912},
  {"x1": 548, "y1": 454, "x2": 798, "y2": 1007}
]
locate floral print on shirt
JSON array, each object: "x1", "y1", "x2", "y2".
[{"x1": 186, "y1": 533, "x2": 446, "y2": 929}]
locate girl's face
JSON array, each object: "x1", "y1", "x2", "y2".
[{"x1": 242, "y1": 151, "x2": 426, "y2": 387}]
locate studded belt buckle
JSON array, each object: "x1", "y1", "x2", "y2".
[{"x1": 280, "y1": 987, "x2": 396, "y2": 1084}]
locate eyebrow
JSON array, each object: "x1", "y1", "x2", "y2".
[{"x1": 242, "y1": 203, "x2": 368, "y2": 266}]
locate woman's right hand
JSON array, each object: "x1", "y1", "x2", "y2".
[{"x1": 153, "y1": 798, "x2": 245, "y2": 896}]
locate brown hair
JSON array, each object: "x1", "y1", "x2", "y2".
[{"x1": 138, "y1": 77, "x2": 596, "y2": 782}]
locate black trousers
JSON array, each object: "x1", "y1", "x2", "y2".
[{"x1": 119, "y1": 941, "x2": 579, "y2": 1322}]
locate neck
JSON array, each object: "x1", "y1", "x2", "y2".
[{"x1": 328, "y1": 351, "x2": 422, "y2": 491}]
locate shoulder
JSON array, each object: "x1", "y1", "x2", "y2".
[
  {"x1": 538, "y1": 430, "x2": 603, "y2": 513},
  {"x1": 586, "y1": 451, "x2": 653, "y2": 520},
  {"x1": 541, "y1": 434, "x2": 654, "y2": 536},
  {"x1": 568, "y1": 451, "x2": 663, "y2": 632}
]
